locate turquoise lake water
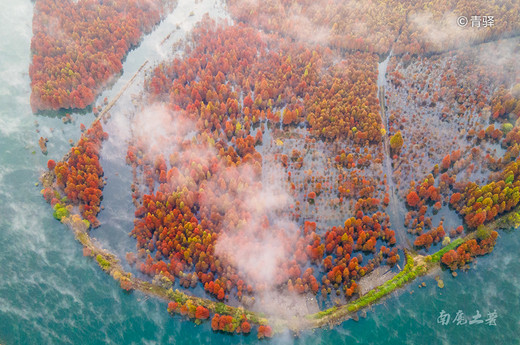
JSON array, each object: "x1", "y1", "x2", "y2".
[{"x1": 1, "y1": 0, "x2": 520, "y2": 344}]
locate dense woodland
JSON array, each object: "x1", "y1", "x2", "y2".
[
  {"x1": 128, "y1": 23, "x2": 394, "y2": 307},
  {"x1": 30, "y1": 0, "x2": 175, "y2": 112},
  {"x1": 37, "y1": 0, "x2": 520, "y2": 338},
  {"x1": 229, "y1": 0, "x2": 520, "y2": 54},
  {"x1": 43, "y1": 121, "x2": 108, "y2": 228}
]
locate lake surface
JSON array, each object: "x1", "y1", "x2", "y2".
[{"x1": 1, "y1": 0, "x2": 519, "y2": 344}]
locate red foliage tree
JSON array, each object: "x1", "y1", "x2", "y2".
[
  {"x1": 241, "y1": 321, "x2": 251, "y2": 333},
  {"x1": 47, "y1": 159, "x2": 56, "y2": 171},
  {"x1": 406, "y1": 191, "x2": 420, "y2": 207},
  {"x1": 195, "y1": 305, "x2": 210, "y2": 320},
  {"x1": 441, "y1": 154, "x2": 451, "y2": 170},
  {"x1": 211, "y1": 314, "x2": 220, "y2": 331}
]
